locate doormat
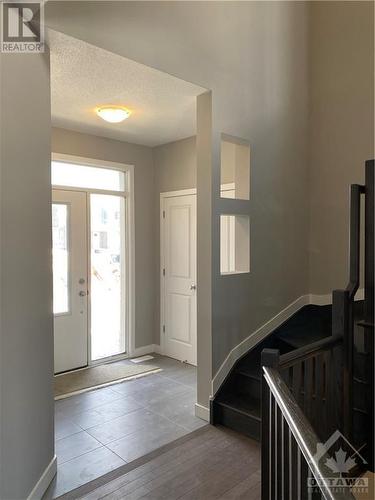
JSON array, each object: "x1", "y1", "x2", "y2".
[
  {"x1": 54, "y1": 361, "x2": 161, "y2": 399},
  {"x1": 130, "y1": 355, "x2": 155, "y2": 363}
]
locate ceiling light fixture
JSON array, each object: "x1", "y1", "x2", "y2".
[{"x1": 96, "y1": 106, "x2": 131, "y2": 123}]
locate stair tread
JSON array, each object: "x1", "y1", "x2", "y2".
[
  {"x1": 235, "y1": 365, "x2": 261, "y2": 380},
  {"x1": 353, "y1": 407, "x2": 369, "y2": 415},
  {"x1": 276, "y1": 329, "x2": 328, "y2": 349},
  {"x1": 217, "y1": 393, "x2": 261, "y2": 420},
  {"x1": 357, "y1": 320, "x2": 375, "y2": 328}
]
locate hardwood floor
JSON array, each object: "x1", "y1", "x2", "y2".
[{"x1": 57, "y1": 425, "x2": 261, "y2": 500}]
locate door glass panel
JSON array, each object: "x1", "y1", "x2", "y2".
[
  {"x1": 90, "y1": 194, "x2": 125, "y2": 360},
  {"x1": 52, "y1": 203, "x2": 69, "y2": 314},
  {"x1": 52, "y1": 161, "x2": 125, "y2": 191}
]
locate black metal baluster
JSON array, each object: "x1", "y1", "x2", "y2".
[
  {"x1": 316, "y1": 354, "x2": 325, "y2": 438},
  {"x1": 292, "y1": 362, "x2": 302, "y2": 407},
  {"x1": 297, "y1": 448, "x2": 302, "y2": 499},
  {"x1": 272, "y1": 397, "x2": 277, "y2": 499},
  {"x1": 282, "y1": 416, "x2": 289, "y2": 499},
  {"x1": 261, "y1": 385, "x2": 270, "y2": 499},
  {"x1": 300, "y1": 457, "x2": 308, "y2": 500},
  {"x1": 262, "y1": 349, "x2": 280, "y2": 500},
  {"x1": 290, "y1": 434, "x2": 298, "y2": 499},
  {"x1": 276, "y1": 405, "x2": 283, "y2": 499},
  {"x1": 304, "y1": 358, "x2": 313, "y2": 420}
]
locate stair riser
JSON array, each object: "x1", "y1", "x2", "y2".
[
  {"x1": 353, "y1": 410, "x2": 370, "y2": 450},
  {"x1": 354, "y1": 352, "x2": 369, "y2": 380},
  {"x1": 235, "y1": 373, "x2": 261, "y2": 400},
  {"x1": 353, "y1": 380, "x2": 370, "y2": 412},
  {"x1": 214, "y1": 402, "x2": 260, "y2": 441}
]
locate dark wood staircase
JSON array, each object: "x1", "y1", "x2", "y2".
[
  {"x1": 212, "y1": 159, "x2": 374, "y2": 475},
  {"x1": 212, "y1": 304, "x2": 336, "y2": 440},
  {"x1": 258, "y1": 160, "x2": 373, "y2": 499}
]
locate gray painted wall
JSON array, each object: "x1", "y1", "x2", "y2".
[
  {"x1": 308, "y1": 1, "x2": 374, "y2": 294},
  {"x1": 0, "y1": 52, "x2": 54, "y2": 499},
  {"x1": 51, "y1": 127, "x2": 155, "y2": 349},
  {"x1": 153, "y1": 136, "x2": 196, "y2": 345},
  {"x1": 196, "y1": 92, "x2": 213, "y2": 407},
  {"x1": 153, "y1": 136, "x2": 196, "y2": 194}
]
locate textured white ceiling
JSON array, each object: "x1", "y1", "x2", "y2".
[{"x1": 48, "y1": 29, "x2": 206, "y2": 147}]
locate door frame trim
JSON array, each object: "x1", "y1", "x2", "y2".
[
  {"x1": 159, "y1": 188, "x2": 197, "y2": 358},
  {"x1": 52, "y1": 152, "x2": 136, "y2": 365}
]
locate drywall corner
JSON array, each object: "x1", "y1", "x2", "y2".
[{"x1": 196, "y1": 91, "x2": 213, "y2": 408}]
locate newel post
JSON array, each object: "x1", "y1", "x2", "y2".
[
  {"x1": 332, "y1": 289, "x2": 352, "y2": 439},
  {"x1": 261, "y1": 349, "x2": 280, "y2": 500}
]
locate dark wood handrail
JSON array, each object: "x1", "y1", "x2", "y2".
[
  {"x1": 261, "y1": 160, "x2": 374, "y2": 499},
  {"x1": 262, "y1": 349, "x2": 355, "y2": 500},
  {"x1": 279, "y1": 334, "x2": 342, "y2": 368},
  {"x1": 263, "y1": 367, "x2": 355, "y2": 500},
  {"x1": 363, "y1": 160, "x2": 374, "y2": 470},
  {"x1": 346, "y1": 184, "x2": 364, "y2": 299},
  {"x1": 363, "y1": 160, "x2": 374, "y2": 327},
  {"x1": 331, "y1": 182, "x2": 364, "y2": 439}
]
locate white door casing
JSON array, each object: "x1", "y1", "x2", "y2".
[
  {"x1": 161, "y1": 191, "x2": 197, "y2": 365},
  {"x1": 53, "y1": 189, "x2": 88, "y2": 373}
]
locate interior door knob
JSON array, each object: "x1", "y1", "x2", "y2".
[
  {"x1": 190, "y1": 284, "x2": 197, "y2": 290},
  {"x1": 79, "y1": 291, "x2": 87, "y2": 297}
]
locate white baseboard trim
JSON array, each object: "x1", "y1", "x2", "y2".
[
  {"x1": 309, "y1": 288, "x2": 364, "y2": 306},
  {"x1": 212, "y1": 295, "x2": 309, "y2": 395},
  {"x1": 131, "y1": 344, "x2": 164, "y2": 357},
  {"x1": 131, "y1": 344, "x2": 156, "y2": 357},
  {"x1": 27, "y1": 455, "x2": 57, "y2": 500},
  {"x1": 195, "y1": 403, "x2": 210, "y2": 422},
  {"x1": 211, "y1": 288, "x2": 365, "y2": 396},
  {"x1": 153, "y1": 344, "x2": 163, "y2": 355},
  {"x1": 309, "y1": 293, "x2": 333, "y2": 306}
]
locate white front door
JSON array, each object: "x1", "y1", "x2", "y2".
[
  {"x1": 162, "y1": 193, "x2": 197, "y2": 365},
  {"x1": 52, "y1": 189, "x2": 88, "y2": 373}
]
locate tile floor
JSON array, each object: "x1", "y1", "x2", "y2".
[{"x1": 47, "y1": 354, "x2": 205, "y2": 498}]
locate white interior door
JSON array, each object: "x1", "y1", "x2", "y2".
[
  {"x1": 52, "y1": 189, "x2": 88, "y2": 373},
  {"x1": 162, "y1": 193, "x2": 197, "y2": 365}
]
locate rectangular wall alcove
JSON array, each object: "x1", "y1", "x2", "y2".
[
  {"x1": 220, "y1": 214, "x2": 250, "y2": 275},
  {"x1": 220, "y1": 135, "x2": 250, "y2": 200}
]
